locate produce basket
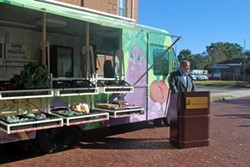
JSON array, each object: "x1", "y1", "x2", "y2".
[
  {"x1": 94, "y1": 103, "x2": 144, "y2": 118},
  {"x1": 0, "y1": 112, "x2": 63, "y2": 134},
  {"x1": 50, "y1": 110, "x2": 109, "y2": 126}
]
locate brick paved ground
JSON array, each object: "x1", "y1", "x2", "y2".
[{"x1": 0, "y1": 96, "x2": 250, "y2": 167}]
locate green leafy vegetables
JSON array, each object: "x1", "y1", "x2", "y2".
[{"x1": 14, "y1": 63, "x2": 51, "y2": 89}]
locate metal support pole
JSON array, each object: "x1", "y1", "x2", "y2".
[{"x1": 41, "y1": 12, "x2": 47, "y2": 65}]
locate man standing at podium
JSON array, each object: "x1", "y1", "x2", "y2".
[{"x1": 168, "y1": 60, "x2": 196, "y2": 93}]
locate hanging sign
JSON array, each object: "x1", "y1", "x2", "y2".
[{"x1": 5, "y1": 43, "x2": 27, "y2": 59}]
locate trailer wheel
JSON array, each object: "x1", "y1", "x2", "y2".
[
  {"x1": 16, "y1": 140, "x2": 30, "y2": 151},
  {"x1": 153, "y1": 118, "x2": 162, "y2": 126},
  {"x1": 163, "y1": 110, "x2": 171, "y2": 126},
  {"x1": 35, "y1": 127, "x2": 74, "y2": 153}
]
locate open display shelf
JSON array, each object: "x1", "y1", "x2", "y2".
[
  {"x1": 0, "y1": 113, "x2": 63, "y2": 134},
  {"x1": 50, "y1": 110, "x2": 109, "y2": 126},
  {"x1": 53, "y1": 79, "x2": 99, "y2": 96},
  {"x1": 54, "y1": 87, "x2": 99, "y2": 96},
  {"x1": 97, "y1": 80, "x2": 134, "y2": 94},
  {"x1": 0, "y1": 89, "x2": 53, "y2": 100},
  {"x1": 94, "y1": 106, "x2": 144, "y2": 118},
  {"x1": 98, "y1": 86, "x2": 133, "y2": 94}
]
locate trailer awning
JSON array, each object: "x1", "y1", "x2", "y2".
[
  {"x1": 0, "y1": 0, "x2": 170, "y2": 34},
  {"x1": 0, "y1": 0, "x2": 135, "y2": 29}
]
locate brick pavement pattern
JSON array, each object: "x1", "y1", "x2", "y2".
[{"x1": 0, "y1": 96, "x2": 250, "y2": 167}]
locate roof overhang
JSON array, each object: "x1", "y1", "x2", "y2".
[
  {"x1": 0, "y1": 0, "x2": 135, "y2": 29},
  {"x1": 0, "y1": 0, "x2": 171, "y2": 35}
]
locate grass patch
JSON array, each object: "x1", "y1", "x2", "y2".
[
  {"x1": 211, "y1": 95, "x2": 234, "y2": 101},
  {"x1": 195, "y1": 80, "x2": 245, "y2": 88}
]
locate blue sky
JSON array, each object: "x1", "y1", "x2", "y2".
[{"x1": 138, "y1": 0, "x2": 250, "y2": 54}]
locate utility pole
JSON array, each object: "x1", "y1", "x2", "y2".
[{"x1": 243, "y1": 39, "x2": 246, "y2": 84}]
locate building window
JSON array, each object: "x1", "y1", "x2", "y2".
[{"x1": 118, "y1": 0, "x2": 127, "y2": 17}]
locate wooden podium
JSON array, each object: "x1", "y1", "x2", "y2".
[{"x1": 170, "y1": 91, "x2": 210, "y2": 148}]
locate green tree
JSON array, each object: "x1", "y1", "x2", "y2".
[
  {"x1": 189, "y1": 54, "x2": 211, "y2": 70},
  {"x1": 206, "y1": 42, "x2": 243, "y2": 64},
  {"x1": 244, "y1": 50, "x2": 250, "y2": 75},
  {"x1": 178, "y1": 49, "x2": 191, "y2": 61},
  {"x1": 177, "y1": 50, "x2": 211, "y2": 70},
  {"x1": 244, "y1": 50, "x2": 250, "y2": 57}
]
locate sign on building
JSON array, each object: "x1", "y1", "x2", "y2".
[{"x1": 5, "y1": 43, "x2": 27, "y2": 59}]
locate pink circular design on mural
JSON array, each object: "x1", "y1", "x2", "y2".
[{"x1": 150, "y1": 80, "x2": 169, "y2": 104}]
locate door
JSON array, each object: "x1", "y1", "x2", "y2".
[{"x1": 50, "y1": 45, "x2": 73, "y2": 78}]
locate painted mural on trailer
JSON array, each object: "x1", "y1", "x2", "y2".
[
  {"x1": 123, "y1": 29, "x2": 171, "y2": 121},
  {"x1": 123, "y1": 29, "x2": 147, "y2": 122},
  {"x1": 148, "y1": 33, "x2": 171, "y2": 120}
]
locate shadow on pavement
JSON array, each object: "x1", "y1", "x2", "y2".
[
  {"x1": 239, "y1": 125, "x2": 250, "y2": 127},
  {"x1": 0, "y1": 122, "x2": 171, "y2": 164},
  {"x1": 213, "y1": 97, "x2": 250, "y2": 107},
  {"x1": 215, "y1": 114, "x2": 250, "y2": 119},
  {"x1": 78, "y1": 137, "x2": 173, "y2": 150},
  {"x1": 76, "y1": 122, "x2": 175, "y2": 150},
  {"x1": 0, "y1": 141, "x2": 43, "y2": 164}
]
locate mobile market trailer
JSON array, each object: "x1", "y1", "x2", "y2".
[{"x1": 0, "y1": 0, "x2": 180, "y2": 153}]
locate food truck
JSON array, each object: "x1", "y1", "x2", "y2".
[{"x1": 0, "y1": 0, "x2": 180, "y2": 153}]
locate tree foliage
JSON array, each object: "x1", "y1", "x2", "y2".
[
  {"x1": 177, "y1": 42, "x2": 247, "y2": 72},
  {"x1": 206, "y1": 42, "x2": 243, "y2": 64},
  {"x1": 177, "y1": 50, "x2": 211, "y2": 70},
  {"x1": 244, "y1": 55, "x2": 250, "y2": 74},
  {"x1": 178, "y1": 49, "x2": 191, "y2": 61},
  {"x1": 189, "y1": 54, "x2": 211, "y2": 70}
]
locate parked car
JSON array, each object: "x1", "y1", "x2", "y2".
[
  {"x1": 189, "y1": 73, "x2": 208, "y2": 81},
  {"x1": 197, "y1": 74, "x2": 208, "y2": 81},
  {"x1": 190, "y1": 74, "x2": 198, "y2": 80}
]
